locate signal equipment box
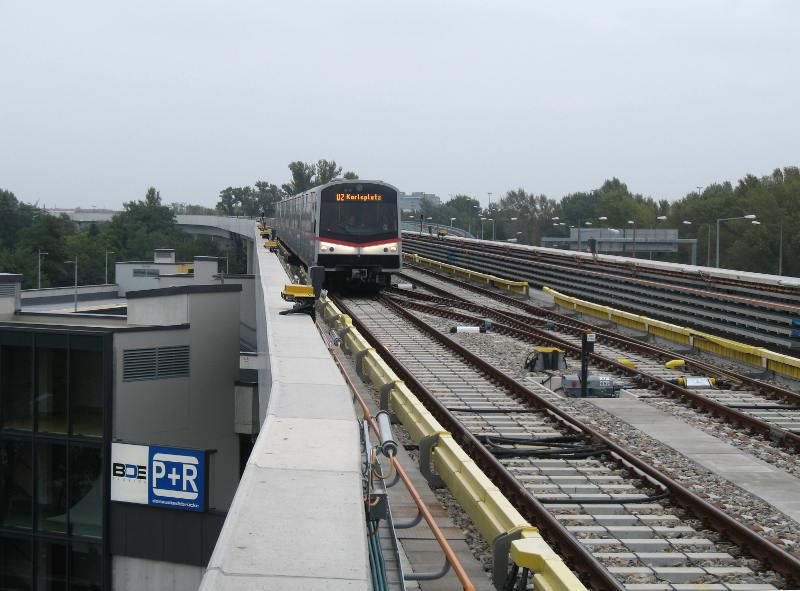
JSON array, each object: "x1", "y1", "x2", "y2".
[{"x1": 562, "y1": 374, "x2": 619, "y2": 398}]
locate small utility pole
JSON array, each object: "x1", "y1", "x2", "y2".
[
  {"x1": 580, "y1": 330, "x2": 595, "y2": 398},
  {"x1": 38, "y1": 250, "x2": 48, "y2": 289}
]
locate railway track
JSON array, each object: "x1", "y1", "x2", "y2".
[
  {"x1": 333, "y1": 294, "x2": 800, "y2": 590},
  {"x1": 393, "y1": 266, "x2": 800, "y2": 455},
  {"x1": 403, "y1": 235, "x2": 800, "y2": 351}
]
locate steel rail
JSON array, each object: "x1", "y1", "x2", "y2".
[
  {"x1": 332, "y1": 296, "x2": 625, "y2": 591},
  {"x1": 323, "y1": 328, "x2": 476, "y2": 591},
  {"x1": 393, "y1": 271, "x2": 800, "y2": 407},
  {"x1": 404, "y1": 238, "x2": 800, "y2": 350},
  {"x1": 386, "y1": 288, "x2": 800, "y2": 451},
  {"x1": 409, "y1": 234, "x2": 800, "y2": 301},
  {"x1": 338, "y1": 294, "x2": 800, "y2": 586},
  {"x1": 399, "y1": 268, "x2": 800, "y2": 412},
  {"x1": 403, "y1": 267, "x2": 800, "y2": 404}
]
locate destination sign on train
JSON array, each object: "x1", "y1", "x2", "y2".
[{"x1": 335, "y1": 193, "x2": 383, "y2": 202}]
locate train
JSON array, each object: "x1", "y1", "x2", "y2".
[{"x1": 273, "y1": 179, "x2": 402, "y2": 289}]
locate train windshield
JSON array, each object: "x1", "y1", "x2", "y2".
[{"x1": 319, "y1": 183, "x2": 398, "y2": 244}]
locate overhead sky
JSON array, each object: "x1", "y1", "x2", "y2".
[{"x1": 1, "y1": 1, "x2": 798, "y2": 210}]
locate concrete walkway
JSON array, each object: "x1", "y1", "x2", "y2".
[{"x1": 591, "y1": 393, "x2": 800, "y2": 523}]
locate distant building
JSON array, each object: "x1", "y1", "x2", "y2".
[{"x1": 399, "y1": 192, "x2": 441, "y2": 211}]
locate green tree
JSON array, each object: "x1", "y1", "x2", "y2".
[
  {"x1": 215, "y1": 186, "x2": 256, "y2": 216},
  {"x1": 106, "y1": 187, "x2": 181, "y2": 261},
  {"x1": 253, "y1": 181, "x2": 285, "y2": 217},
  {"x1": 170, "y1": 203, "x2": 217, "y2": 215},
  {"x1": 282, "y1": 161, "x2": 316, "y2": 195},
  {"x1": 64, "y1": 231, "x2": 110, "y2": 286},
  {"x1": 314, "y1": 159, "x2": 342, "y2": 186},
  {"x1": 0, "y1": 188, "x2": 39, "y2": 250},
  {"x1": 17, "y1": 213, "x2": 77, "y2": 288},
  {"x1": 280, "y1": 159, "x2": 353, "y2": 195},
  {"x1": 497, "y1": 189, "x2": 559, "y2": 244}
]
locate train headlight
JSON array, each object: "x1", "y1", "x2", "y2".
[
  {"x1": 389, "y1": 245, "x2": 398, "y2": 253},
  {"x1": 320, "y1": 243, "x2": 335, "y2": 252}
]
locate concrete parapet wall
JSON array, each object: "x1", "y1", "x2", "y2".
[
  {"x1": 22, "y1": 284, "x2": 118, "y2": 305},
  {"x1": 200, "y1": 222, "x2": 370, "y2": 589}
]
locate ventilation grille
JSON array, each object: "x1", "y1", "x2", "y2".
[
  {"x1": 0, "y1": 283, "x2": 15, "y2": 297},
  {"x1": 133, "y1": 268, "x2": 160, "y2": 278},
  {"x1": 123, "y1": 346, "x2": 189, "y2": 382}
]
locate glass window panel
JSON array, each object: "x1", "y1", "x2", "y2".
[
  {"x1": 0, "y1": 535, "x2": 32, "y2": 591},
  {"x1": 69, "y1": 336, "x2": 104, "y2": 438},
  {"x1": 36, "y1": 442, "x2": 67, "y2": 534},
  {"x1": 1, "y1": 332, "x2": 34, "y2": 431},
  {"x1": 36, "y1": 539, "x2": 67, "y2": 591},
  {"x1": 36, "y1": 334, "x2": 68, "y2": 435},
  {"x1": 69, "y1": 445, "x2": 102, "y2": 538},
  {"x1": 0, "y1": 440, "x2": 33, "y2": 530},
  {"x1": 69, "y1": 541, "x2": 102, "y2": 591}
]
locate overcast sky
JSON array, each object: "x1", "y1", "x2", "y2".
[{"x1": 1, "y1": 1, "x2": 798, "y2": 210}]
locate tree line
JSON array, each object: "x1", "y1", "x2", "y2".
[
  {"x1": 1, "y1": 163, "x2": 798, "y2": 288},
  {"x1": 0, "y1": 187, "x2": 241, "y2": 289},
  {"x1": 0, "y1": 159, "x2": 356, "y2": 289},
  {"x1": 417, "y1": 167, "x2": 799, "y2": 276},
  {"x1": 215, "y1": 159, "x2": 358, "y2": 217}
]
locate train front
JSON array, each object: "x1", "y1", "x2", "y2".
[{"x1": 316, "y1": 181, "x2": 401, "y2": 289}]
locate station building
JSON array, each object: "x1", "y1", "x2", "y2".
[
  {"x1": 0, "y1": 264, "x2": 253, "y2": 590},
  {"x1": 399, "y1": 191, "x2": 441, "y2": 211}
]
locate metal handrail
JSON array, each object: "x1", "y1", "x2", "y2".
[{"x1": 323, "y1": 331, "x2": 476, "y2": 591}]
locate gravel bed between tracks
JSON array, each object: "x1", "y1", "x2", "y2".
[
  {"x1": 398, "y1": 270, "x2": 800, "y2": 477},
  {"x1": 412, "y1": 309, "x2": 800, "y2": 559},
  {"x1": 346, "y1": 296, "x2": 793, "y2": 588}
]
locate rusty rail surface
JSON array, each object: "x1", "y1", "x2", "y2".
[
  {"x1": 322, "y1": 326, "x2": 477, "y2": 591},
  {"x1": 337, "y1": 294, "x2": 800, "y2": 587},
  {"x1": 395, "y1": 269, "x2": 800, "y2": 451}
]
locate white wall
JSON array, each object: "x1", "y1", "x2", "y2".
[
  {"x1": 116, "y1": 263, "x2": 180, "y2": 296},
  {"x1": 127, "y1": 293, "x2": 189, "y2": 326}
]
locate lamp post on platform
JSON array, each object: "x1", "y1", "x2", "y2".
[
  {"x1": 716, "y1": 214, "x2": 756, "y2": 268},
  {"x1": 38, "y1": 250, "x2": 48, "y2": 289},
  {"x1": 64, "y1": 257, "x2": 78, "y2": 312},
  {"x1": 105, "y1": 250, "x2": 115, "y2": 285},
  {"x1": 627, "y1": 220, "x2": 636, "y2": 257},
  {"x1": 749, "y1": 220, "x2": 783, "y2": 275}
]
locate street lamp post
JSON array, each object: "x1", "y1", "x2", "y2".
[
  {"x1": 37, "y1": 250, "x2": 48, "y2": 289},
  {"x1": 715, "y1": 214, "x2": 756, "y2": 268},
  {"x1": 489, "y1": 218, "x2": 495, "y2": 241},
  {"x1": 627, "y1": 221, "x2": 636, "y2": 257},
  {"x1": 64, "y1": 257, "x2": 78, "y2": 312},
  {"x1": 479, "y1": 217, "x2": 486, "y2": 240},
  {"x1": 105, "y1": 250, "x2": 115, "y2": 285},
  {"x1": 750, "y1": 220, "x2": 783, "y2": 275},
  {"x1": 508, "y1": 217, "x2": 518, "y2": 243}
]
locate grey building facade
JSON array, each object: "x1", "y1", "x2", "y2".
[{"x1": 0, "y1": 274, "x2": 244, "y2": 591}]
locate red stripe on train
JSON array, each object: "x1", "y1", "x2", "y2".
[{"x1": 314, "y1": 237, "x2": 402, "y2": 247}]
